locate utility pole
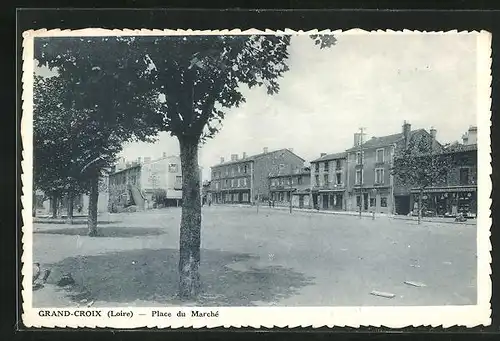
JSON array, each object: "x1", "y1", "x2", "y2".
[
  {"x1": 358, "y1": 127, "x2": 365, "y2": 219},
  {"x1": 289, "y1": 172, "x2": 293, "y2": 214}
]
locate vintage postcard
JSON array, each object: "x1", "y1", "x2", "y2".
[{"x1": 21, "y1": 28, "x2": 492, "y2": 328}]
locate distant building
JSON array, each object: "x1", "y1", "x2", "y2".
[
  {"x1": 461, "y1": 126, "x2": 478, "y2": 145},
  {"x1": 209, "y1": 148, "x2": 305, "y2": 204},
  {"x1": 269, "y1": 167, "x2": 311, "y2": 208},
  {"x1": 202, "y1": 180, "x2": 211, "y2": 205},
  {"x1": 345, "y1": 121, "x2": 443, "y2": 215},
  {"x1": 140, "y1": 155, "x2": 183, "y2": 208},
  {"x1": 108, "y1": 154, "x2": 193, "y2": 211},
  {"x1": 310, "y1": 152, "x2": 347, "y2": 210},
  {"x1": 408, "y1": 142, "x2": 478, "y2": 217}
]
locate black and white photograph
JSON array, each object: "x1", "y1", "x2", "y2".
[{"x1": 21, "y1": 29, "x2": 491, "y2": 328}]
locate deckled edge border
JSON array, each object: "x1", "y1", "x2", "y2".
[{"x1": 20, "y1": 28, "x2": 493, "y2": 329}]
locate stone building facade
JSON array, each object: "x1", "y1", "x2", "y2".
[{"x1": 210, "y1": 148, "x2": 305, "y2": 204}]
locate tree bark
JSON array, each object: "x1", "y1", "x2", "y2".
[
  {"x1": 178, "y1": 135, "x2": 202, "y2": 299},
  {"x1": 88, "y1": 174, "x2": 99, "y2": 236},
  {"x1": 51, "y1": 195, "x2": 58, "y2": 218},
  {"x1": 418, "y1": 188, "x2": 423, "y2": 225},
  {"x1": 67, "y1": 192, "x2": 74, "y2": 224}
]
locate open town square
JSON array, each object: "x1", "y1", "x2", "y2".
[{"x1": 32, "y1": 205, "x2": 476, "y2": 307}]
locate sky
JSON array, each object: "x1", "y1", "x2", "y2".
[{"x1": 35, "y1": 32, "x2": 479, "y2": 181}]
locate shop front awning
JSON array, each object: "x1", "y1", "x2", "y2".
[{"x1": 410, "y1": 186, "x2": 477, "y2": 194}]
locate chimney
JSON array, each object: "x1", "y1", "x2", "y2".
[
  {"x1": 231, "y1": 154, "x2": 238, "y2": 161},
  {"x1": 430, "y1": 126, "x2": 437, "y2": 140},
  {"x1": 162, "y1": 152, "x2": 167, "y2": 158},
  {"x1": 467, "y1": 126, "x2": 478, "y2": 145},
  {"x1": 242, "y1": 152, "x2": 247, "y2": 159},
  {"x1": 263, "y1": 147, "x2": 269, "y2": 154},
  {"x1": 144, "y1": 157, "x2": 151, "y2": 163},
  {"x1": 402, "y1": 120, "x2": 411, "y2": 149},
  {"x1": 137, "y1": 157, "x2": 142, "y2": 164},
  {"x1": 289, "y1": 148, "x2": 294, "y2": 153},
  {"x1": 220, "y1": 157, "x2": 225, "y2": 164},
  {"x1": 353, "y1": 133, "x2": 364, "y2": 147},
  {"x1": 320, "y1": 153, "x2": 327, "y2": 157}
]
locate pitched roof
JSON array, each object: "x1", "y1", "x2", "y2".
[
  {"x1": 212, "y1": 148, "x2": 304, "y2": 168},
  {"x1": 442, "y1": 143, "x2": 478, "y2": 154},
  {"x1": 345, "y1": 129, "x2": 436, "y2": 152},
  {"x1": 310, "y1": 152, "x2": 347, "y2": 163}
]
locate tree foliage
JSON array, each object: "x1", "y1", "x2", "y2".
[
  {"x1": 34, "y1": 33, "x2": 337, "y2": 295},
  {"x1": 392, "y1": 134, "x2": 452, "y2": 190}
]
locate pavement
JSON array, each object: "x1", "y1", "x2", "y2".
[{"x1": 31, "y1": 205, "x2": 477, "y2": 307}]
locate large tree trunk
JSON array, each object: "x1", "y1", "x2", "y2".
[
  {"x1": 178, "y1": 135, "x2": 202, "y2": 299},
  {"x1": 88, "y1": 174, "x2": 99, "y2": 236},
  {"x1": 50, "y1": 195, "x2": 58, "y2": 218},
  {"x1": 67, "y1": 192, "x2": 74, "y2": 224}
]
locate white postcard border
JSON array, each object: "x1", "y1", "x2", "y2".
[{"x1": 21, "y1": 28, "x2": 492, "y2": 328}]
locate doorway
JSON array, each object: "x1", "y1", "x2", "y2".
[
  {"x1": 363, "y1": 193, "x2": 369, "y2": 211},
  {"x1": 322, "y1": 194, "x2": 329, "y2": 209}
]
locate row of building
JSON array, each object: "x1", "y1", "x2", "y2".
[{"x1": 206, "y1": 122, "x2": 478, "y2": 217}]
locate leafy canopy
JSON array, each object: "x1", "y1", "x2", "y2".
[
  {"x1": 392, "y1": 134, "x2": 452, "y2": 190},
  {"x1": 35, "y1": 34, "x2": 336, "y2": 145}
]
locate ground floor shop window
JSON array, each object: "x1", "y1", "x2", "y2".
[
  {"x1": 381, "y1": 197, "x2": 388, "y2": 207},
  {"x1": 242, "y1": 193, "x2": 249, "y2": 202},
  {"x1": 369, "y1": 198, "x2": 376, "y2": 207},
  {"x1": 356, "y1": 195, "x2": 361, "y2": 207}
]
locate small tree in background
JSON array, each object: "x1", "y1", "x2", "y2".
[{"x1": 391, "y1": 135, "x2": 452, "y2": 224}]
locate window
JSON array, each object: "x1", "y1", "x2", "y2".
[
  {"x1": 336, "y1": 173, "x2": 342, "y2": 185},
  {"x1": 323, "y1": 174, "x2": 329, "y2": 185},
  {"x1": 355, "y1": 169, "x2": 362, "y2": 185},
  {"x1": 315, "y1": 175, "x2": 320, "y2": 186},
  {"x1": 215, "y1": 182, "x2": 219, "y2": 190},
  {"x1": 174, "y1": 176, "x2": 182, "y2": 189},
  {"x1": 376, "y1": 148, "x2": 384, "y2": 163},
  {"x1": 315, "y1": 163, "x2": 320, "y2": 172},
  {"x1": 370, "y1": 198, "x2": 376, "y2": 207},
  {"x1": 298, "y1": 176, "x2": 303, "y2": 185},
  {"x1": 336, "y1": 159, "x2": 341, "y2": 170},
  {"x1": 375, "y1": 168, "x2": 384, "y2": 184},
  {"x1": 168, "y1": 163, "x2": 178, "y2": 173},
  {"x1": 381, "y1": 197, "x2": 388, "y2": 207},
  {"x1": 212, "y1": 172, "x2": 216, "y2": 179},
  {"x1": 356, "y1": 152, "x2": 362, "y2": 165},
  {"x1": 231, "y1": 167, "x2": 235, "y2": 176},
  {"x1": 225, "y1": 168, "x2": 229, "y2": 176},
  {"x1": 460, "y1": 168, "x2": 470, "y2": 185},
  {"x1": 243, "y1": 178, "x2": 247, "y2": 187},
  {"x1": 237, "y1": 165, "x2": 241, "y2": 173},
  {"x1": 287, "y1": 178, "x2": 291, "y2": 186},
  {"x1": 231, "y1": 179, "x2": 235, "y2": 187},
  {"x1": 356, "y1": 195, "x2": 361, "y2": 207},
  {"x1": 244, "y1": 165, "x2": 248, "y2": 173},
  {"x1": 225, "y1": 179, "x2": 229, "y2": 187},
  {"x1": 237, "y1": 179, "x2": 240, "y2": 187},
  {"x1": 324, "y1": 162, "x2": 329, "y2": 172},
  {"x1": 279, "y1": 192, "x2": 284, "y2": 201}
]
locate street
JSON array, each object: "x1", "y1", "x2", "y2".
[{"x1": 32, "y1": 205, "x2": 477, "y2": 307}]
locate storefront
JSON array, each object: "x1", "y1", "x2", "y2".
[
  {"x1": 316, "y1": 190, "x2": 345, "y2": 210},
  {"x1": 410, "y1": 186, "x2": 477, "y2": 217}
]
